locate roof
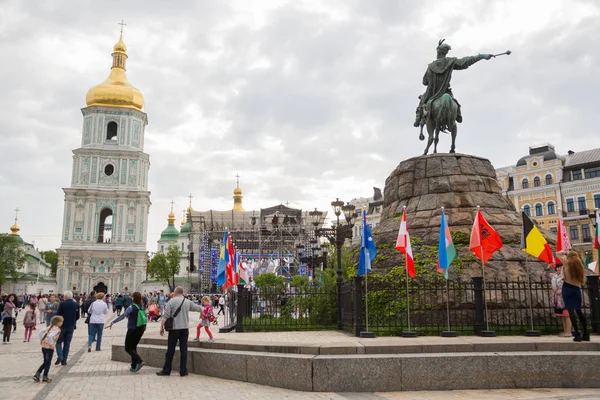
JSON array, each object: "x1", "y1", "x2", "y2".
[
  {"x1": 260, "y1": 204, "x2": 303, "y2": 218},
  {"x1": 160, "y1": 224, "x2": 180, "y2": 242},
  {"x1": 563, "y1": 148, "x2": 600, "y2": 168},
  {"x1": 516, "y1": 145, "x2": 558, "y2": 166}
]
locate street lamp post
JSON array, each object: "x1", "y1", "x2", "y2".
[{"x1": 311, "y1": 199, "x2": 357, "y2": 330}]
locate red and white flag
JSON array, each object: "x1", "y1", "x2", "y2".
[
  {"x1": 396, "y1": 209, "x2": 416, "y2": 278},
  {"x1": 556, "y1": 215, "x2": 571, "y2": 254}
]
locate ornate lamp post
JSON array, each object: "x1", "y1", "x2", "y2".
[{"x1": 312, "y1": 199, "x2": 357, "y2": 329}]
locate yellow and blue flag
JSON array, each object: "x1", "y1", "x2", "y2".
[
  {"x1": 358, "y1": 211, "x2": 377, "y2": 276},
  {"x1": 437, "y1": 208, "x2": 456, "y2": 279}
]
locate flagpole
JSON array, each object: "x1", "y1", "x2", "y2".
[
  {"x1": 446, "y1": 278, "x2": 451, "y2": 332},
  {"x1": 480, "y1": 243, "x2": 490, "y2": 332},
  {"x1": 401, "y1": 261, "x2": 416, "y2": 337},
  {"x1": 365, "y1": 269, "x2": 369, "y2": 332},
  {"x1": 524, "y1": 253, "x2": 541, "y2": 336}
]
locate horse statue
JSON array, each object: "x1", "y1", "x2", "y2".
[{"x1": 419, "y1": 93, "x2": 458, "y2": 155}]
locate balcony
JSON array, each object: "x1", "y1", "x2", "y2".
[{"x1": 582, "y1": 237, "x2": 592, "y2": 243}]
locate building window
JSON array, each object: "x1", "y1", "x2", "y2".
[
  {"x1": 181, "y1": 242, "x2": 185, "y2": 252},
  {"x1": 533, "y1": 177, "x2": 541, "y2": 187},
  {"x1": 578, "y1": 197, "x2": 587, "y2": 212},
  {"x1": 106, "y1": 121, "x2": 118, "y2": 141},
  {"x1": 550, "y1": 227, "x2": 558, "y2": 234},
  {"x1": 545, "y1": 174, "x2": 552, "y2": 185},
  {"x1": 595, "y1": 194, "x2": 600, "y2": 209},
  {"x1": 582, "y1": 224, "x2": 591, "y2": 240},
  {"x1": 573, "y1": 169, "x2": 582, "y2": 180},
  {"x1": 74, "y1": 261, "x2": 79, "y2": 266},
  {"x1": 522, "y1": 179, "x2": 529, "y2": 189},
  {"x1": 566, "y1": 198, "x2": 575, "y2": 212},
  {"x1": 535, "y1": 203, "x2": 543, "y2": 216},
  {"x1": 584, "y1": 166, "x2": 600, "y2": 179},
  {"x1": 547, "y1": 202, "x2": 556, "y2": 215},
  {"x1": 524, "y1": 205, "x2": 531, "y2": 217},
  {"x1": 570, "y1": 226, "x2": 579, "y2": 241},
  {"x1": 161, "y1": 245, "x2": 164, "y2": 253},
  {"x1": 97, "y1": 208, "x2": 113, "y2": 243}
]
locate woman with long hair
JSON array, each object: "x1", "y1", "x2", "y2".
[
  {"x1": 2, "y1": 294, "x2": 17, "y2": 343},
  {"x1": 551, "y1": 260, "x2": 571, "y2": 337},
  {"x1": 561, "y1": 251, "x2": 589, "y2": 341},
  {"x1": 108, "y1": 291, "x2": 147, "y2": 372}
]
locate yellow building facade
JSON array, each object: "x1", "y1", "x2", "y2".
[{"x1": 496, "y1": 144, "x2": 599, "y2": 264}]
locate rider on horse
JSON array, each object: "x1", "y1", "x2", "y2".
[{"x1": 414, "y1": 40, "x2": 493, "y2": 128}]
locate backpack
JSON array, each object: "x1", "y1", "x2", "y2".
[
  {"x1": 24, "y1": 310, "x2": 36, "y2": 327},
  {"x1": 205, "y1": 306, "x2": 215, "y2": 322},
  {"x1": 134, "y1": 304, "x2": 147, "y2": 327}
]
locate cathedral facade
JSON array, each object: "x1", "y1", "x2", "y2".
[{"x1": 56, "y1": 31, "x2": 151, "y2": 295}]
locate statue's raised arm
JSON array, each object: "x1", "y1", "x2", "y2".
[{"x1": 414, "y1": 39, "x2": 510, "y2": 155}]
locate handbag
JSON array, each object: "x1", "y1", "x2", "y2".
[
  {"x1": 85, "y1": 302, "x2": 92, "y2": 324},
  {"x1": 164, "y1": 298, "x2": 185, "y2": 332}
]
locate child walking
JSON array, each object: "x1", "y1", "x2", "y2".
[
  {"x1": 33, "y1": 315, "x2": 63, "y2": 383},
  {"x1": 193, "y1": 296, "x2": 215, "y2": 342},
  {"x1": 23, "y1": 304, "x2": 37, "y2": 342}
]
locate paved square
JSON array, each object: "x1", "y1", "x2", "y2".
[{"x1": 1, "y1": 309, "x2": 599, "y2": 399}]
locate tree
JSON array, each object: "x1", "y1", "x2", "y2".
[
  {"x1": 40, "y1": 250, "x2": 58, "y2": 276},
  {"x1": 290, "y1": 275, "x2": 310, "y2": 289},
  {"x1": 0, "y1": 234, "x2": 26, "y2": 292},
  {"x1": 147, "y1": 246, "x2": 181, "y2": 291},
  {"x1": 253, "y1": 273, "x2": 285, "y2": 292}
]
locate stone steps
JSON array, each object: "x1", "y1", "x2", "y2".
[
  {"x1": 138, "y1": 336, "x2": 600, "y2": 355},
  {"x1": 112, "y1": 342, "x2": 600, "y2": 392}
]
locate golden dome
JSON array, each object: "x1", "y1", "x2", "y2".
[
  {"x1": 234, "y1": 187, "x2": 242, "y2": 195},
  {"x1": 10, "y1": 223, "x2": 20, "y2": 235},
  {"x1": 85, "y1": 32, "x2": 144, "y2": 111},
  {"x1": 168, "y1": 211, "x2": 176, "y2": 224}
]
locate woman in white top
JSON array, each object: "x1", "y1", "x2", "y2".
[{"x1": 87, "y1": 292, "x2": 108, "y2": 352}]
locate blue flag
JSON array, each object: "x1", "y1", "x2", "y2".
[
  {"x1": 216, "y1": 232, "x2": 227, "y2": 288},
  {"x1": 358, "y1": 211, "x2": 377, "y2": 276}
]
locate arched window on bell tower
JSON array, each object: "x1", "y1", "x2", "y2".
[
  {"x1": 106, "y1": 121, "x2": 118, "y2": 141},
  {"x1": 98, "y1": 208, "x2": 113, "y2": 243}
]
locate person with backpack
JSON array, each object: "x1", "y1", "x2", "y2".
[
  {"x1": 122, "y1": 293, "x2": 132, "y2": 309},
  {"x1": 23, "y1": 303, "x2": 37, "y2": 342},
  {"x1": 108, "y1": 291, "x2": 147, "y2": 372},
  {"x1": 33, "y1": 315, "x2": 63, "y2": 383},
  {"x1": 193, "y1": 296, "x2": 215, "y2": 342}
]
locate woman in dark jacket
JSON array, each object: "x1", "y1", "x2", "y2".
[{"x1": 108, "y1": 291, "x2": 147, "y2": 372}]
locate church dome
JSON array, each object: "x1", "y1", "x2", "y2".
[
  {"x1": 85, "y1": 33, "x2": 144, "y2": 111},
  {"x1": 160, "y1": 208, "x2": 179, "y2": 242},
  {"x1": 10, "y1": 223, "x2": 25, "y2": 244},
  {"x1": 180, "y1": 220, "x2": 191, "y2": 234}
]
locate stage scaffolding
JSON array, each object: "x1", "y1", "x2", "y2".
[{"x1": 187, "y1": 205, "x2": 326, "y2": 293}]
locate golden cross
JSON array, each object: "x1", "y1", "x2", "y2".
[
  {"x1": 14, "y1": 207, "x2": 20, "y2": 223},
  {"x1": 235, "y1": 173, "x2": 241, "y2": 188},
  {"x1": 170, "y1": 200, "x2": 175, "y2": 212},
  {"x1": 118, "y1": 20, "x2": 127, "y2": 34},
  {"x1": 188, "y1": 194, "x2": 193, "y2": 207}
]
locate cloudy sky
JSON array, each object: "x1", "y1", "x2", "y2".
[{"x1": 0, "y1": 0, "x2": 598, "y2": 252}]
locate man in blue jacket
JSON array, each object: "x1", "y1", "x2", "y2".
[{"x1": 56, "y1": 290, "x2": 80, "y2": 366}]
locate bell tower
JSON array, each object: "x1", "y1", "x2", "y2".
[{"x1": 56, "y1": 26, "x2": 151, "y2": 294}]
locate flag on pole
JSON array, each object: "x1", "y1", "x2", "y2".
[
  {"x1": 358, "y1": 211, "x2": 377, "y2": 276},
  {"x1": 556, "y1": 214, "x2": 571, "y2": 254},
  {"x1": 469, "y1": 209, "x2": 503, "y2": 263},
  {"x1": 594, "y1": 210, "x2": 599, "y2": 273},
  {"x1": 216, "y1": 232, "x2": 228, "y2": 288},
  {"x1": 521, "y1": 212, "x2": 554, "y2": 264},
  {"x1": 239, "y1": 257, "x2": 249, "y2": 285},
  {"x1": 396, "y1": 209, "x2": 415, "y2": 278},
  {"x1": 437, "y1": 208, "x2": 456, "y2": 279},
  {"x1": 225, "y1": 233, "x2": 236, "y2": 289}
]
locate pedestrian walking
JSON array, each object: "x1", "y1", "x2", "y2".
[
  {"x1": 45, "y1": 295, "x2": 59, "y2": 327},
  {"x1": 33, "y1": 315, "x2": 63, "y2": 383},
  {"x1": 147, "y1": 300, "x2": 159, "y2": 322},
  {"x1": 23, "y1": 303, "x2": 37, "y2": 342},
  {"x1": 108, "y1": 292, "x2": 148, "y2": 372},
  {"x1": 37, "y1": 295, "x2": 48, "y2": 323},
  {"x1": 193, "y1": 296, "x2": 215, "y2": 342},
  {"x1": 561, "y1": 251, "x2": 589, "y2": 342},
  {"x1": 2, "y1": 294, "x2": 16, "y2": 344},
  {"x1": 156, "y1": 286, "x2": 203, "y2": 376},
  {"x1": 115, "y1": 295, "x2": 124, "y2": 316},
  {"x1": 217, "y1": 295, "x2": 225, "y2": 315},
  {"x1": 157, "y1": 290, "x2": 167, "y2": 316},
  {"x1": 55, "y1": 290, "x2": 80, "y2": 366},
  {"x1": 87, "y1": 292, "x2": 108, "y2": 352}
]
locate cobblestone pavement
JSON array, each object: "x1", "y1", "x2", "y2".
[{"x1": 1, "y1": 308, "x2": 599, "y2": 400}]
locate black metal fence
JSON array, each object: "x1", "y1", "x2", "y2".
[
  {"x1": 236, "y1": 285, "x2": 337, "y2": 332},
  {"x1": 231, "y1": 275, "x2": 600, "y2": 336}
]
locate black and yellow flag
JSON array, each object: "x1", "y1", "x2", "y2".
[{"x1": 521, "y1": 212, "x2": 554, "y2": 264}]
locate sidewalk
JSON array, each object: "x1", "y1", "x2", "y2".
[{"x1": 1, "y1": 308, "x2": 598, "y2": 399}]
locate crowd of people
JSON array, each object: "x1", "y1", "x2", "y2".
[
  {"x1": 0, "y1": 288, "x2": 227, "y2": 382},
  {"x1": 2, "y1": 251, "x2": 589, "y2": 384}
]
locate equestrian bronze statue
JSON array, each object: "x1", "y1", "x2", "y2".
[{"x1": 415, "y1": 40, "x2": 511, "y2": 155}]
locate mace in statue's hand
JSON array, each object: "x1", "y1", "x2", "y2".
[{"x1": 481, "y1": 54, "x2": 494, "y2": 60}]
